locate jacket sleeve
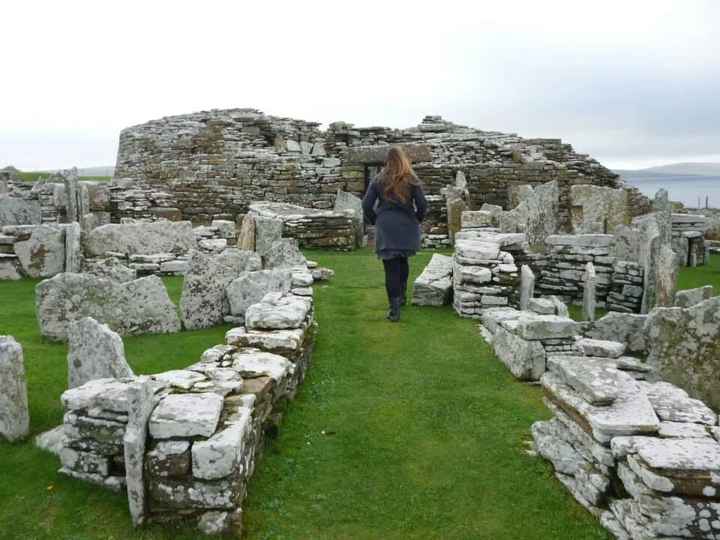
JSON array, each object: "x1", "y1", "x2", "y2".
[
  {"x1": 413, "y1": 184, "x2": 428, "y2": 223},
  {"x1": 362, "y1": 182, "x2": 379, "y2": 225}
]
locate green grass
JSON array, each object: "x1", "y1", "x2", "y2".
[
  {"x1": 15, "y1": 171, "x2": 112, "y2": 182},
  {"x1": 2, "y1": 252, "x2": 717, "y2": 539}
]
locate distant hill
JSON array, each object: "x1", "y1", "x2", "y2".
[
  {"x1": 75, "y1": 166, "x2": 115, "y2": 177},
  {"x1": 615, "y1": 162, "x2": 720, "y2": 178}
]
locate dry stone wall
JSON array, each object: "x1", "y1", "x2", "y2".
[{"x1": 111, "y1": 109, "x2": 621, "y2": 234}]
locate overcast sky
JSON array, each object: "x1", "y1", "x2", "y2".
[{"x1": 1, "y1": 0, "x2": 718, "y2": 171}]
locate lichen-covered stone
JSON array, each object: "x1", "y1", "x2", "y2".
[
  {"x1": 412, "y1": 254, "x2": 453, "y2": 306},
  {"x1": 14, "y1": 225, "x2": 65, "y2": 278},
  {"x1": 85, "y1": 221, "x2": 196, "y2": 257},
  {"x1": 0, "y1": 336, "x2": 29, "y2": 441}
]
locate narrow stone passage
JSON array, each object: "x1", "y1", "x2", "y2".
[{"x1": 242, "y1": 249, "x2": 610, "y2": 540}]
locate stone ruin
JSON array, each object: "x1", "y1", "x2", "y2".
[
  {"x1": 410, "y1": 195, "x2": 720, "y2": 539},
  {"x1": 21, "y1": 212, "x2": 329, "y2": 534}
]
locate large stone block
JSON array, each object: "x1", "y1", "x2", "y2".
[
  {"x1": 492, "y1": 326, "x2": 545, "y2": 380},
  {"x1": 570, "y1": 184, "x2": 628, "y2": 234},
  {"x1": 85, "y1": 221, "x2": 196, "y2": 257},
  {"x1": 263, "y1": 239, "x2": 306, "y2": 269},
  {"x1": 0, "y1": 197, "x2": 41, "y2": 225},
  {"x1": 149, "y1": 393, "x2": 223, "y2": 439},
  {"x1": 226, "y1": 269, "x2": 292, "y2": 317},
  {"x1": 14, "y1": 225, "x2": 66, "y2": 278},
  {"x1": 515, "y1": 313, "x2": 579, "y2": 341},
  {"x1": 644, "y1": 297, "x2": 720, "y2": 410},
  {"x1": 245, "y1": 293, "x2": 311, "y2": 330},
  {"x1": 412, "y1": 254, "x2": 453, "y2": 306},
  {"x1": 0, "y1": 336, "x2": 29, "y2": 441},
  {"x1": 36, "y1": 273, "x2": 181, "y2": 341}
]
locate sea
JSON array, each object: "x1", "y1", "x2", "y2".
[{"x1": 623, "y1": 175, "x2": 720, "y2": 209}]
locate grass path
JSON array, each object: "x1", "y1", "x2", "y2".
[
  {"x1": 10, "y1": 251, "x2": 715, "y2": 538},
  {"x1": 241, "y1": 249, "x2": 609, "y2": 539}
]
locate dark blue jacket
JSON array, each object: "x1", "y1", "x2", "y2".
[{"x1": 362, "y1": 174, "x2": 428, "y2": 256}]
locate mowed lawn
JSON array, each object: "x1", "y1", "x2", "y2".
[{"x1": 1, "y1": 250, "x2": 717, "y2": 539}]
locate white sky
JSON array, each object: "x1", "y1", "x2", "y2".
[{"x1": 1, "y1": 0, "x2": 718, "y2": 171}]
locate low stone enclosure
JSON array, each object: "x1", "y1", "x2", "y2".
[
  {"x1": 2, "y1": 221, "x2": 331, "y2": 534},
  {"x1": 411, "y1": 208, "x2": 720, "y2": 538}
]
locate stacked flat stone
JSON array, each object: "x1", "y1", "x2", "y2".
[
  {"x1": 249, "y1": 202, "x2": 355, "y2": 250},
  {"x1": 55, "y1": 291, "x2": 317, "y2": 536},
  {"x1": 482, "y1": 307, "x2": 579, "y2": 381},
  {"x1": 606, "y1": 260, "x2": 644, "y2": 313},
  {"x1": 532, "y1": 349, "x2": 720, "y2": 540},
  {"x1": 0, "y1": 223, "x2": 71, "y2": 279},
  {"x1": 452, "y1": 231, "x2": 527, "y2": 317}
]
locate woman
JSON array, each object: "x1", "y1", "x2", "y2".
[{"x1": 362, "y1": 146, "x2": 427, "y2": 322}]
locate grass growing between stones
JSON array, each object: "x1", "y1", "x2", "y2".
[{"x1": 2, "y1": 253, "x2": 717, "y2": 539}]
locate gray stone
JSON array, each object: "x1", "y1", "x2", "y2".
[
  {"x1": 245, "y1": 293, "x2": 311, "y2": 330},
  {"x1": 519, "y1": 265, "x2": 535, "y2": 311},
  {"x1": 527, "y1": 298, "x2": 555, "y2": 315},
  {"x1": 542, "y1": 371, "x2": 659, "y2": 443},
  {"x1": 230, "y1": 350, "x2": 294, "y2": 382},
  {"x1": 547, "y1": 356, "x2": 625, "y2": 405},
  {"x1": 263, "y1": 239, "x2": 306, "y2": 269},
  {"x1": 515, "y1": 313, "x2": 579, "y2": 341},
  {"x1": 461, "y1": 210, "x2": 494, "y2": 229},
  {"x1": 36, "y1": 273, "x2": 181, "y2": 341},
  {"x1": 570, "y1": 184, "x2": 628, "y2": 234},
  {"x1": 582, "y1": 262, "x2": 597, "y2": 322},
  {"x1": 236, "y1": 213, "x2": 255, "y2": 251},
  {"x1": 149, "y1": 393, "x2": 223, "y2": 439},
  {"x1": 655, "y1": 244, "x2": 678, "y2": 308},
  {"x1": 653, "y1": 188, "x2": 673, "y2": 247},
  {"x1": 226, "y1": 269, "x2": 292, "y2": 317},
  {"x1": 674, "y1": 285, "x2": 714, "y2": 308},
  {"x1": 0, "y1": 255, "x2": 22, "y2": 280},
  {"x1": 0, "y1": 197, "x2": 41, "y2": 225},
  {"x1": 412, "y1": 254, "x2": 453, "y2": 306},
  {"x1": 85, "y1": 221, "x2": 196, "y2": 257},
  {"x1": 254, "y1": 216, "x2": 283, "y2": 256},
  {"x1": 0, "y1": 336, "x2": 30, "y2": 441},
  {"x1": 585, "y1": 312, "x2": 648, "y2": 354},
  {"x1": 638, "y1": 381, "x2": 717, "y2": 426},
  {"x1": 576, "y1": 338, "x2": 626, "y2": 359},
  {"x1": 211, "y1": 219, "x2": 236, "y2": 239},
  {"x1": 61, "y1": 378, "x2": 133, "y2": 413},
  {"x1": 192, "y1": 405, "x2": 252, "y2": 480},
  {"x1": 198, "y1": 238, "x2": 227, "y2": 253},
  {"x1": 492, "y1": 326, "x2": 546, "y2": 380},
  {"x1": 124, "y1": 377, "x2": 155, "y2": 526},
  {"x1": 62, "y1": 222, "x2": 82, "y2": 273},
  {"x1": 67, "y1": 317, "x2": 134, "y2": 389},
  {"x1": 35, "y1": 425, "x2": 67, "y2": 456},
  {"x1": 644, "y1": 297, "x2": 720, "y2": 410},
  {"x1": 480, "y1": 307, "x2": 521, "y2": 333},
  {"x1": 334, "y1": 189, "x2": 363, "y2": 247},
  {"x1": 498, "y1": 181, "x2": 560, "y2": 246},
  {"x1": 14, "y1": 225, "x2": 66, "y2": 278},
  {"x1": 146, "y1": 440, "x2": 191, "y2": 478},
  {"x1": 86, "y1": 257, "x2": 137, "y2": 283},
  {"x1": 179, "y1": 251, "x2": 246, "y2": 330}
]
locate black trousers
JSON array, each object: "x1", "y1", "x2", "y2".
[{"x1": 382, "y1": 257, "x2": 409, "y2": 300}]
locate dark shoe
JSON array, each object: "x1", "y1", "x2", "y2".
[{"x1": 388, "y1": 297, "x2": 401, "y2": 322}]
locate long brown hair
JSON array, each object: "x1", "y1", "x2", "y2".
[{"x1": 380, "y1": 146, "x2": 418, "y2": 203}]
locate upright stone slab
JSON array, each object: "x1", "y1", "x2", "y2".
[
  {"x1": 334, "y1": 189, "x2": 363, "y2": 247},
  {"x1": 655, "y1": 244, "x2": 678, "y2": 308},
  {"x1": 674, "y1": 285, "x2": 714, "y2": 308},
  {"x1": 62, "y1": 222, "x2": 82, "y2": 273},
  {"x1": 583, "y1": 262, "x2": 597, "y2": 322},
  {"x1": 254, "y1": 217, "x2": 283, "y2": 257},
  {"x1": 180, "y1": 251, "x2": 242, "y2": 330},
  {"x1": 653, "y1": 188, "x2": 672, "y2": 247},
  {"x1": 63, "y1": 168, "x2": 80, "y2": 223},
  {"x1": 446, "y1": 194, "x2": 467, "y2": 245},
  {"x1": 67, "y1": 317, "x2": 134, "y2": 389},
  {"x1": 638, "y1": 215, "x2": 660, "y2": 313},
  {"x1": 236, "y1": 214, "x2": 256, "y2": 251},
  {"x1": 411, "y1": 254, "x2": 453, "y2": 306},
  {"x1": 263, "y1": 239, "x2": 306, "y2": 269},
  {"x1": 520, "y1": 265, "x2": 535, "y2": 311},
  {"x1": 124, "y1": 377, "x2": 155, "y2": 526},
  {"x1": 0, "y1": 336, "x2": 29, "y2": 441}
]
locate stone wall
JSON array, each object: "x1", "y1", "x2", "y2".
[{"x1": 111, "y1": 109, "x2": 621, "y2": 231}]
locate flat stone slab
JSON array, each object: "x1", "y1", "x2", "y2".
[
  {"x1": 153, "y1": 370, "x2": 208, "y2": 390},
  {"x1": 576, "y1": 338, "x2": 626, "y2": 359},
  {"x1": 85, "y1": 221, "x2": 196, "y2": 257},
  {"x1": 480, "y1": 307, "x2": 521, "y2": 334},
  {"x1": 412, "y1": 254, "x2": 453, "y2": 306},
  {"x1": 455, "y1": 240, "x2": 500, "y2": 261},
  {"x1": 61, "y1": 378, "x2": 134, "y2": 413},
  {"x1": 547, "y1": 356, "x2": 626, "y2": 405},
  {"x1": 493, "y1": 326, "x2": 545, "y2": 381},
  {"x1": 528, "y1": 297, "x2": 555, "y2": 315},
  {"x1": 230, "y1": 350, "x2": 293, "y2": 382},
  {"x1": 638, "y1": 381, "x2": 717, "y2": 426},
  {"x1": 545, "y1": 234, "x2": 614, "y2": 247},
  {"x1": 149, "y1": 393, "x2": 223, "y2": 439},
  {"x1": 515, "y1": 314, "x2": 579, "y2": 341},
  {"x1": 225, "y1": 327, "x2": 305, "y2": 355},
  {"x1": 542, "y1": 371, "x2": 659, "y2": 443}
]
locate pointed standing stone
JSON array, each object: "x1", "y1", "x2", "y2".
[
  {"x1": 62, "y1": 222, "x2": 82, "y2": 273},
  {"x1": 520, "y1": 265, "x2": 535, "y2": 311},
  {"x1": 583, "y1": 262, "x2": 597, "y2": 322},
  {"x1": 0, "y1": 336, "x2": 30, "y2": 442},
  {"x1": 67, "y1": 317, "x2": 134, "y2": 389},
  {"x1": 655, "y1": 244, "x2": 678, "y2": 307}
]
